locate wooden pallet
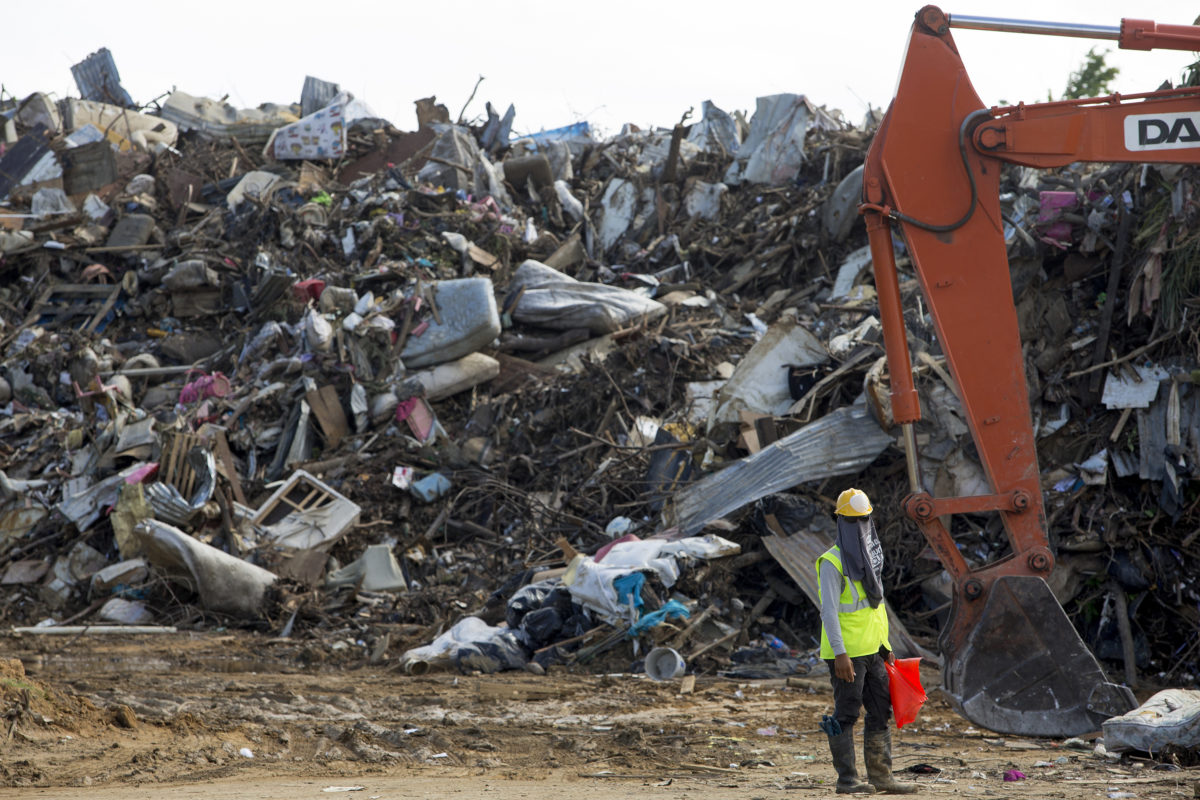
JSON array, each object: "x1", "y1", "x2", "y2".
[
  {"x1": 25, "y1": 283, "x2": 121, "y2": 333},
  {"x1": 159, "y1": 425, "x2": 246, "y2": 505}
]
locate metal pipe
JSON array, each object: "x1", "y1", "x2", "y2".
[
  {"x1": 948, "y1": 13, "x2": 1119, "y2": 41},
  {"x1": 901, "y1": 423, "x2": 922, "y2": 495}
]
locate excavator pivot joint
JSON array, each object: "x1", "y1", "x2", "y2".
[
  {"x1": 903, "y1": 492, "x2": 936, "y2": 522},
  {"x1": 1027, "y1": 551, "x2": 1051, "y2": 572}
]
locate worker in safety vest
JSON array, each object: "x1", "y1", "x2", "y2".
[{"x1": 816, "y1": 488, "x2": 915, "y2": 794}]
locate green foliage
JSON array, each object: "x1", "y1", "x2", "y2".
[{"x1": 1061, "y1": 48, "x2": 1120, "y2": 100}]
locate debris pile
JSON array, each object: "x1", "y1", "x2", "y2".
[{"x1": 0, "y1": 55, "x2": 1196, "y2": 701}]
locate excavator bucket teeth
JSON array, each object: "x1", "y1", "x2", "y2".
[{"x1": 941, "y1": 576, "x2": 1136, "y2": 737}]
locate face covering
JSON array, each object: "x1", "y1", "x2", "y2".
[{"x1": 835, "y1": 515, "x2": 884, "y2": 608}]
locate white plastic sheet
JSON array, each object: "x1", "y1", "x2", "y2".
[
  {"x1": 710, "y1": 317, "x2": 827, "y2": 427},
  {"x1": 562, "y1": 535, "x2": 740, "y2": 621},
  {"x1": 226, "y1": 171, "x2": 282, "y2": 210},
  {"x1": 399, "y1": 616, "x2": 519, "y2": 673},
  {"x1": 1101, "y1": 364, "x2": 1169, "y2": 409},
  {"x1": 724, "y1": 94, "x2": 815, "y2": 185}
]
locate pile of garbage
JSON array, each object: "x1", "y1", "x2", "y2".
[{"x1": 0, "y1": 51, "x2": 1196, "y2": 692}]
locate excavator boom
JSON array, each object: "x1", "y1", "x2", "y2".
[{"x1": 862, "y1": 7, "x2": 1200, "y2": 736}]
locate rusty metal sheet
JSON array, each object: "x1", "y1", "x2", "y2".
[{"x1": 337, "y1": 129, "x2": 434, "y2": 185}]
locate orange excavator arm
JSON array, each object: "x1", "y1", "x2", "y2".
[{"x1": 862, "y1": 6, "x2": 1200, "y2": 737}]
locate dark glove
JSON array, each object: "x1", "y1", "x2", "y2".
[{"x1": 819, "y1": 714, "x2": 842, "y2": 736}]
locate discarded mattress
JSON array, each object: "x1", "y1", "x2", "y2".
[
  {"x1": 1102, "y1": 689, "x2": 1200, "y2": 752},
  {"x1": 160, "y1": 90, "x2": 297, "y2": 144},
  {"x1": 400, "y1": 278, "x2": 502, "y2": 369},
  {"x1": 509, "y1": 259, "x2": 667, "y2": 334},
  {"x1": 61, "y1": 99, "x2": 178, "y2": 152}
]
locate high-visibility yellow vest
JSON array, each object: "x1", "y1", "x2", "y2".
[{"x1": 816, "y1": 545, "x2": 891, "y2": 659}]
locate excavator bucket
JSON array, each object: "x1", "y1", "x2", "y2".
[{"x1": 941, "y1": 576, "x2": 1136, "y2": 737}]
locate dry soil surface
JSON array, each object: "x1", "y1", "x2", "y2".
[{"x1": 0, "y1": 632, "x2": 1193, "y2": 799}]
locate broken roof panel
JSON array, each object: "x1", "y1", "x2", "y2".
[
  {"x1": 70, "y1": 48, "x2": 134, "y2": 108},
  {"x1": 674, "y1": 404, "x2": 892, "y2": 535}
]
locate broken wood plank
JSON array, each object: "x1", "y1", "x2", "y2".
[
  {"x1": 12, "y1": 625, "x2": 178, "y2": 635},
  {"x1": 200, "y1": 424, "x2": 247, "y2": 506},
  {"x1": 669, "y1": 604, "x2": 717, "y2": 650},
  {"x1": 1088, "y1": 205, "x2": 1131, "y2": 397},
  {"x1": 305, "y1": 385, "x2": 350, "y2": 447}
]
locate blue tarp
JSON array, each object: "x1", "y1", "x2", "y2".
[{"x1": 629, "y1": 599, "x2": 691, "y2": 637}]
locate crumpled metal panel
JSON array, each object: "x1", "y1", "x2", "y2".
[
  {"x1": 145, "y1": 447, "x2": 217, "y2": 527},
  {"x1": 674, "y1": 404, "x2": 892, "y2": 535},
  {"x1": 144, "y1": 483, "x2": 197, "y2": 528},
  {"x1": 70, "y1": 48, "x2": 134, "y2": 108},
  {"x1": 300, "y1": 76, "x2": 339, "y2": 118}
]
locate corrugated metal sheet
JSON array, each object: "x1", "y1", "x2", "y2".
[
  {"x1": 145, "y1": 482, "x2": 198, "y2": 528},
  {"x1": 70, "y1": 48, "x2": 134, "y2": 107},
  {"x1": 301, "y1": 76, "x2": 339, "y2": 117},
  {"x1": 0, "y1": 124, "x2": 52, "y2": 200},
  {"x1": 674, "y1": 404, "x2": 892, "y2": 535}
]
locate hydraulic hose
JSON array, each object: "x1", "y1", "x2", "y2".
[{"x1": 884, "y1": 108, "x2": 994, "y2": 233}]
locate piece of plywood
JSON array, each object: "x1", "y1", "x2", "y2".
[
  {"x1": 305, "y1": 385, "x2": 350, "y2": 446},
  {"x1": 199, "y1": 424, "x2": 246, "y2": 506}
]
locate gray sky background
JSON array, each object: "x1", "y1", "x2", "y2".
[{"x1": 5, "y1": 1, "x2": 1198, "y2": 136}]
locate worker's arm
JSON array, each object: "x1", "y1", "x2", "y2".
[{"x1": 819, "y1": 559, "x2": 855, "y2": 681}]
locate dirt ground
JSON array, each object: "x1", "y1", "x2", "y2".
[{"x1": 0, "y1": 632, "x2": 1194, "y2": 800}]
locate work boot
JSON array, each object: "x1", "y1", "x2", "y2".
[
  {"x1": 828, "y1": 729, "x2": 875, "y2": 793},
  {"x1": 863, "y1": 729, "x2": 917, "y2": 794}
]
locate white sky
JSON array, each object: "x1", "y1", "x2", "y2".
[{"x1": 4, "y1": 1, "x2": 1198, "y2": 137}]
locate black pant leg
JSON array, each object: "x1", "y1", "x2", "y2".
[
  {"x1": 861, "y1": 653, "x2": 893, "y2": 732},
  {"x1": 826, "y1": 656, "x2": 874, "y2": 728}
]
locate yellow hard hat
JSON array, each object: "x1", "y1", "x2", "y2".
[{"x1": 836, "y1": 488, "x2": 873, "y2": 516}]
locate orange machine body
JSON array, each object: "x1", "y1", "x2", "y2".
[{"x1": 860, "y1": 5, "x2": 1200, "y2": 736}]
